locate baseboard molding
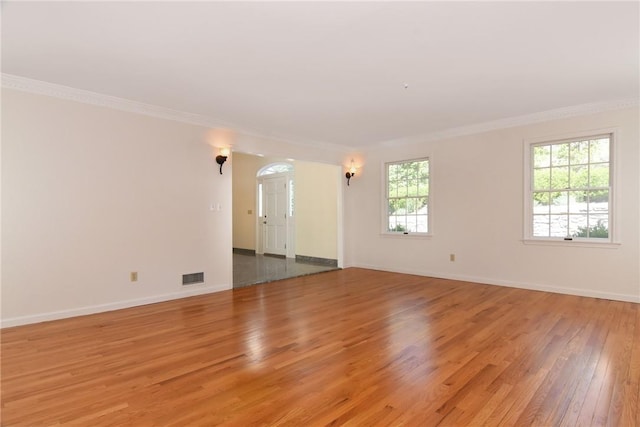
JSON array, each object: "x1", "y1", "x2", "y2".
[
  {"x1": 5, "y1": 266, "x2": 636, "y2": 328},
  {"x1": 233, "y1": 248, "x2": 256, "y2": 256},
  {"x1": 1, "y1": 283, "x2": 231, "y2": 328},
  {"x1": 350, "y1": 263, "x2": 640, "y2": 303},
  {"x1": 295, "y1": 255, "x2": 338, "y2": 267}
]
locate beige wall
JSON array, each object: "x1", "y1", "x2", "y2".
[
  {"x1": 344, "y1": 107, "x2": 640, "y2": 302},
  {"x1": 2, "y1": 89, "x2": 233, "y2": 326},
  {"x1": 232, "y1": 153, "x2": 339, "y2": 260},
  {"x1": 231, "y1": 152, "x2": 272, "y2": 251},
  {"x1": 295, "y1": 161, "x2": 339, "y2": 260}
]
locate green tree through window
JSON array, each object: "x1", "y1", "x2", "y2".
[{"x1": 386, "y1": 159, "x2": 429, "y2": 233}]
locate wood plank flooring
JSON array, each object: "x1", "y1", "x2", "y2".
[{"x1": 2, "y1": 268, "x2": 639, "y2": 426}]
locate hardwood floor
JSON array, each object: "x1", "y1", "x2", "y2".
[{"x1": 2, "y1": 268, "x2": 639, "y2": 426}]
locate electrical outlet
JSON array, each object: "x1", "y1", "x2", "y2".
[
  {"x1": 130, "y1": 272, "x2": 138, "y2": 282},
  {"x1": 450, "y1": 254, "x2": 456, "y2": 262}
]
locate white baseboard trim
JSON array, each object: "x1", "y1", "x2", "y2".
[
  {"x1": 350, "y1": 263, "x2": 640, "y2": 303},
  {"x1": 1, "y1": 283, "x2": 231, "y2": 328},
  {"x1": 4, "y1": 266, "x2": 636, "y2": 328}
]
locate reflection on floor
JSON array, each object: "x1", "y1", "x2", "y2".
[{"x1": 233, "y1": 253, "x2": 339, "y2": 288}]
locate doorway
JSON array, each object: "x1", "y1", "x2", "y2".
[{"x1": 231, "y1": 153, "x2": 341, "y2": 288}]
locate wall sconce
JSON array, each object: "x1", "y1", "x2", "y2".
[
  {"x1": 216, "y1": 148, "x2": 230, "y2": 174},
  {"x1": 345, "y1": 159, "x2": 356, "y2": 186}
]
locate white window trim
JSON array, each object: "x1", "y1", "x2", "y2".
[
  {"x1": 522, "y1": 127, "x2": 620, "y2": 247},
  {"x1": 381, "y1": 156, "x2": 433, "y2": 237}
]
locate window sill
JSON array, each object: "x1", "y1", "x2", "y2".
[
  {"x1": 522, "y1": 239, "x2": 621, "y2": 249},
  {"x1": 381, "y1": 232, "x2": 432, "y2": 240}
]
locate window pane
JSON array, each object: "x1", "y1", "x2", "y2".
[
  {"x1": 569, "y1": 165, "x2": 587, "y2": 189},
  {"x1": 416, "y1": 178, "x2": 423, "y2": 196},
  {"x1": 397, "y1": 182, "x2": 408, "y2": 197},
  {"x1": 588, "y1": 189, "x2": 609, "y2": 205},
  {"x1": 590, "y1": 138, "x2": 610, "y2": 163},
  {"x1": 570, "y1": 140, "x2": 589, "y2": 165},
  {"x1": 289, "y1": 180, "x2": 294, "y2": 217},
  {"x1": 388, "y1": 164, "x2": 398, "y2": 179},
  {"x1": 533, "y1": 145, "x2": 551, "y2": 168},
  {"x1": 533, "y1": 168, "x2": 550, "y2": 190},
  {"x1": 569, "y1": 214, "x2": 588, "y2": 237},
  {"x1": 388, "y1": 216, "x2": 396, "y2": 231},
  {"x1": 549, "y1": 215, "x2": 568, "y2": 237},
  {"x1": 533, "y1": 215, "x2": 550, "y2": 237},
  {"x1": 533, "y1": 192, "x2": 550, "y2": 208},
  {"x1": 551, "y1": 143, "x2": 569, "y2": 166},
  {"x1": 409, "y1": 163, "x2": 419, "y2": 181},
  {"x1": 550, "y1": 166, "x2": 569, "y2": 189},
  {"x1": 417, "y1": 198, "x2": 428, "y2": 214},
  {"x1": 586, "y1": 215, "x2": 609, "y2": 238},
  {"x1": 551, "y1": 192, "x2": 569, "y2": 213},
  {"x1": 388, "y1": 180, "x2": 396, "y2": 198},
  {"x1": 589, "y1": 163, "x2": 609, "y2": 187},
  {"x1": 388, "y1": 200, "x2": 397, "y2": 215},
  {"x1": 388, "y1": 165, "x2": 398, "y2": 197},
  {"x1": 258, "y1": 163, "x2": 294, "y2": 176},
  {"x1": 406, "y1": 198, "x2": 417, "y2": 214},
  {"x1": 420, "y1": 161, "x2": 429, "y2": 178},
  {"x1": 568, "y1": 191, "x2": 584, "y2": 214},
  {"x1": 406, "y1": 216, "x2": 418, "y2": 232},
  {"x1": 407, "y1": 179, "x2": 419, "y2": 197},
  {"x1": 416, "y1": 215, "x2": 428, "y2": 233}
]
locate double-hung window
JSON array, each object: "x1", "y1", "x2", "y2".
[
  {"x1": 385, "y1": 158, "x2": 430, "y2": 234},
  {"x1": 526, "y1": 132, "x2": 614, "y2": 242}
]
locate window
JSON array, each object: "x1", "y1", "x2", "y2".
[
  {"x1": 526, "y1": 133, "x2": 613, "y2": 242},
  {"x1": 257, "y1": 163, "x2": 293, "y2": 176},
  {"x1": 385, "y1": 158, "x2": 430, "y2": 234}
]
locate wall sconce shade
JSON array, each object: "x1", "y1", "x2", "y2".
[
  {"x1": 345, "y1": 170, "x2": 355, "y2": 186},
  {"x1": 346, "y1": 159, "x2": 356, "y2": 186},
  {"x1": 216, "y1": 155, "x2": 227, "y2": 174},
  {"x1": 216, "y1": 148, "x2": 230, "y2": 174}
]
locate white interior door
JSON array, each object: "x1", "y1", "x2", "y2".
[{"x1": 262, "y1": 175, "x2": 287, "y2": 256}]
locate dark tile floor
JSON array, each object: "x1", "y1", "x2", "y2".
[{"x1": 233, "y1": 253, "x2": 339, "y2": 288}]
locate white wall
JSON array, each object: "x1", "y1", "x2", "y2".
[
  {"x1": 2, "y1": 89, "x2": 233, "y2": 326},
  {"x1": 344, "y1": 107, "x2": 640, "y2": 302},
  {"x1": 3, "y1": 86, "x2": 636, "y2": 329}
]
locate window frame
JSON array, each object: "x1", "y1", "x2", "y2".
[
  {"x1": 523, "y1": 128, "x2": 619, "y2": 248},
  {"x1": 382, "y1": 157, "x2": 432, "y2": 238}
]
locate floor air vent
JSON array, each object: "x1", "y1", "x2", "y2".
[{"x1": 182, "y1": 272, "x2": 204, "y2": 285}]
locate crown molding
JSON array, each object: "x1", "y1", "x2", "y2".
[
  {"x1": 1, "y1": 73, "x2": 348, "y2": 154},
  {"x1": 1, "y1": 73, "x2": 230, "y2": 129},
  {"x1": 4, "y1": 73, "x2": 636, "y2": 153},
  {"x1": 373, "y1": 97, "x2": 640, "y2": 149}
]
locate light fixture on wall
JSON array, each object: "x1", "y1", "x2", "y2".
[
  {"x1": 345, "y1": 159, "x2": 356, "y2": 186},
  {"x1": 216, "y1": 148, "x2": 230, "y2": 174}
]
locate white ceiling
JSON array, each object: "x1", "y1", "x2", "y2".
[{"x1": 2, "y1": 1, "x2": 638, "y2": 149}]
